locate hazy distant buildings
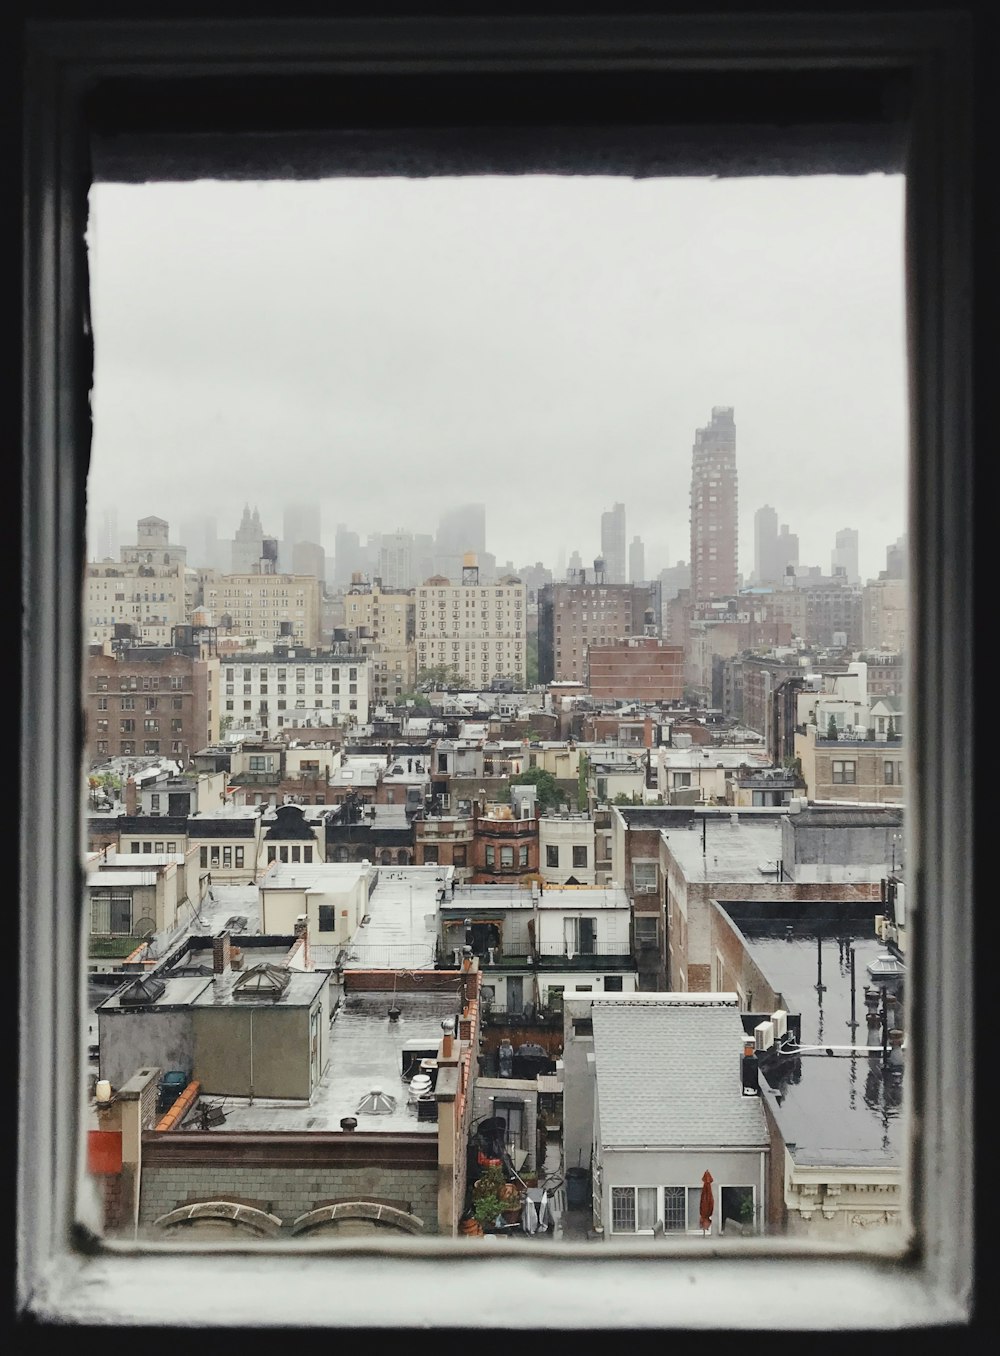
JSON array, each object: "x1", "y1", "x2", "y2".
[
  {"x1": 283, "y1": 502, "x2": 321, "y2": 552},
  {"x1": 690, "y1": 406, "x2": 738, "y2": 602},
  {"x1": 334, "y1": 525, "x2": 364, "y2": 587},
  {"x1": 885, "y1": 534, "x2": 907, "y2": 579},
  {"x1": 93, "y1": 506, "x2": 119, "y2": 562},
  {"x1": 600, "y1": 502, "x2": 627, "y2": 584},
  {"x1": 567, "y1": 550, "x2": 583, "y2": 581},
  {"x1": 832, "y1": 527, "x2": 860, "y2": 585},
  {"x1": 231, "y1": 505, "x2": 266, "y2": 575},
  {"x1": 179, "y1": 515, "x2": 220, "y2": 571},
  {"x1": 434, "y1": 503, "x2": 486, "y2": 583},
  {"x1": 753, "y1": 505, "x2": 779, "y2": 584},
  {"x1": 628, "y1": 535, "x2": 645, "y2": 584},
  {"x1": 378, "y1": 530, "x2": 417, "y2": 590},
  {"x1": 291, "y1": 541, "x2": 326, "y2": 584}
]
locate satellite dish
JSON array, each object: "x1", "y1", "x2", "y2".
[{"x1": 132, "y1": 916, "x2": 157, "y2": 940}]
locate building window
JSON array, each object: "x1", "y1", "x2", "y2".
[
  {"x1": 546, "y1": 844, "x2": 559, "y2": 867},
  {"x1": 572, "y1": 845, "x2": 588, "y2": 868},
  {"x1": 90, "y1": 889, "x2": 132, "y2": 936},
  {"x1": 604, "y1": 975, "x2": 624, "y2": 992},
  {"x1": 485, "y1": 846, "x2": 494, "y2": 867},
  {"x1": 519, "y1": 845, "x2": 528, "y2": 866},
  {"x1": 832, "y1": 760, "x2": 856, "y2": 784},
  {"x1": 500, "y1": 846, "x2": 514, "y2": 867},
  {"x1": 633, "y1": 860, "x2": 657, "y2": 893},
  {"x1": 318, "y1": 904, "x2": 335, "y2": 932},
  {"x1": 885, "y1": 760, "x2": 895, "y2": 784},
  {"x1": 423, "y1": 845, "x2": 439, "y2": 865}
]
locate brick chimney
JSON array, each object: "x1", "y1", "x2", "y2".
[
  {"x1": 124, "y1": 776, "x2": 137, "y2": 815},
  {"x1": 213, "y1": 931, "x2": 231, "y2": 974},
  {"x1": 644, "y1": 716, "x2": 654, "y2": 749}
]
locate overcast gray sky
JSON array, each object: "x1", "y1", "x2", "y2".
[{"x1": 86, "y1": 172, "x2": 906, "y2": 583}]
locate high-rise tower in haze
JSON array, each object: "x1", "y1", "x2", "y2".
[
  {"x1": 601, "y1": 502, "x2": 627, "y2": 583},
  {"x1": 831, "y1": 526, "x2": 860, "y2": 584},
  {"x1": 689, "y1": 406, "x2": 738, "y2": 602},
  {"x1": 753, "y1": 504, "x2": 779, "y2": 585}
]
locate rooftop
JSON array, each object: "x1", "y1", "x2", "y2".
[
  {"x1": 210, "y1": 990, "x2": 461, "y2": 1134},
  {"x1": 727, "y1": 906, "x2": 904, "y2": 1168},
  {"x1": 662, "y1": 816, "x2": 785, "y2": 883},
  {"x1": 342, "y1": 866, "x2": 449, "y2": 970},
  {"x1": 591, "y1": 999, "x2": 769, "y2": 1149}
]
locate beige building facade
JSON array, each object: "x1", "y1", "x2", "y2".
[
  {"x1": 416, "y1": 574, "x2": 526, "y2": 686},
  {"x1": 205, "y1": 573, "x2": 323, "y2": 648}
]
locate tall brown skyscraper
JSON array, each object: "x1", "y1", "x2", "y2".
[{"x1": 689, "y1": 406, "x2": 738, "y2": 603}]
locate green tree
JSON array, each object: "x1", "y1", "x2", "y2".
[
  {"x1": 577, "y1": 752, "x2": 589, "y2": 811},
  {"x1": 827, "y1": 715, "x2": 839, "y2": 741},
  {"x1": 525, "y1": 635, "x2": 539, "y2": 686},
  {"x1": 415, "y1": 664, "x2": 464, "y2": 689},
  {"x1": 510, "y1": 766, "x2": 565, "y2": 811}
]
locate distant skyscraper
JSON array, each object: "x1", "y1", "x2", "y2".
[
  {"x1": 435, "y1": 503, "x2": 486, "y2": 582},
  {"x1": 831, "y1": 526, "x2": 860, "y2": 584},
  {"x1": 567, "y1": 550, "x2": 583, "y2": 581},
  {"x1": 179, "y1": 514, "x2": 219, "y2": 570},
  {"x1": 94, "y1": 506, "x2": 119, "y2": 561},
  {"x1": 754, "y1": 505, "x2": 779, "y2": 584},
  {"x1": 777, "y1": 523, "x2": 799, "y2": 576},
  {"x1": 689, "y1": 406, "x2": 738, "y2": 603},
  {"x1": 231, "y1": 504, "x2": 265, "y2": 574},
  {"x1": 885, "y1": 534, "x2": 907, "y2": 579},
  {"x1": 378, "y1": 530, "x2": 416, "y2": 590},
  {"x1": 628, "y1": 534, "x2": 645, "y2": 584},
  {"x1": 600, "y1": 502, "x2": 627, "y2": 584},
  {"x1": 283, "y1": 502, "x2": 321, "y2": 550},
  {"x1": 334, "y1": 524, "x2": 364, "y2": 587}
]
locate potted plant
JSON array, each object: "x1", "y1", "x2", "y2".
[
  {"x1": 473, "y1": 1164, "x2": 505, "y2": 1200},
  {"x1": 473, "y1": 1193, "x2": 503, "y2": 1232},
  {"x1": 498, "y1": 1180, "x2": 523, "y2": 1223}
]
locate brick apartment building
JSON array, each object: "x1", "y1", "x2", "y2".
[
  {"x1": 85, "y1": 643, "x2": 219, "y2": 766},
  {"x1": 586, "y1": 637, "x2": 684, "y2": 702}
]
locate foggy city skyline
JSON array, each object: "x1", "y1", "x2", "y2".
[{"x1": 86, "y1": 173, "x2": 907, "y2": 585}]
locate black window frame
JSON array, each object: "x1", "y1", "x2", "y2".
[{"x1": 16, "y1": 5, "x2": 981, "y2": 1338}]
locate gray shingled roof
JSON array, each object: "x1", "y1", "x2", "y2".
[{"x1": 591, "y1": 1002, "x2": 769, "y2": 1149}]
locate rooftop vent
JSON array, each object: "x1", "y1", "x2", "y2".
[{"x1": 355, "y1": 1087, "x2": 397, "y2": 1116}]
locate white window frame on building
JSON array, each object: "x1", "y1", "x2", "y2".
[{"x1": 18, "y1": 9, "x2": 977, "y2": 1340}]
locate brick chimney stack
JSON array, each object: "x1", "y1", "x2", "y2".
[
  {"x1": 213, "y1": 931, "x2": 231, "y2": 974},
  {"x1": 644, "y1": 716, "x2": 654, "y2": 749},
  {"x1": 125, "y1": 776, "x2": 137, "y2": 815}
]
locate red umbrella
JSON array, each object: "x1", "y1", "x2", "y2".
[{"x1": 699, "y1": 1171, "x2": 714, "y2": 1234}]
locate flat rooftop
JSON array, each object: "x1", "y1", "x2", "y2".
[
  {"x1": 664, "y1": 817, "x2": 785, "y2": 883},
  {"x1": 734, "y1": 913, "x2": 904, "y2": 1168},
  {"x1": 213, "y1": 989, "x2": 460, "y2": 1133},
  {"x1": 342, "y1": 867, "x2": 446, "y2": 970},
  {"x1": 448, "y1": 884, "x2": 629, "y2": 912}
]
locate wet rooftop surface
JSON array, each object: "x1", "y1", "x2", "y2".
[{"x1": 740, "y1": 924, "x2": 904, "y2": 1166}]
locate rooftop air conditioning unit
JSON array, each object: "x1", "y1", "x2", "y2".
[
  {"x1": 754, "y1": 1019, "x2": 775, "y2": 1052},
  {"x1": 771, "y1": 1009, "x2": 788, "y2": 1039}
]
